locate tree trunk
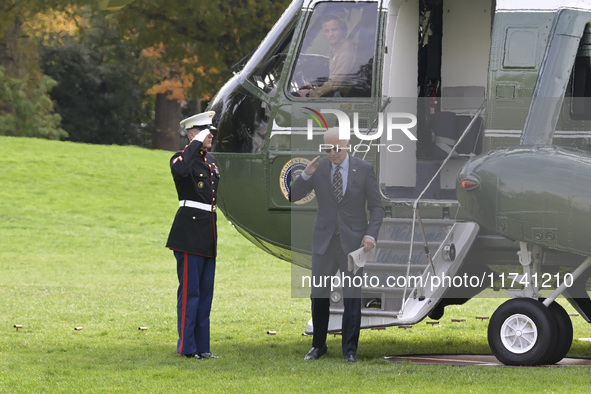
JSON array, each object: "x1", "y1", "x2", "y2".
[{"x1": 152, "y1": 93, "x2": 181, "y2": 151}]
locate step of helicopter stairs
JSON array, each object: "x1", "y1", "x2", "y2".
[
  {"x1": 316, "y1": 218, "x2": 480, "y2": 334},
  {"x1": 328, "y1": 218, "x2": 457, "y2": 321}
]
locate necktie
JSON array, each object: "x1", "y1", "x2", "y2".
[{"x1": 333, "y1": 165, "x2": 343, "y2": 202}]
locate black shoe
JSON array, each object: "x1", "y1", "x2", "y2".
[
  {"x1": 304, "y1": 344, "x2": 328, "y2": 360},
  {"x1": 345, "y1": 354, "x2": 357, "y2": 363},
  {"x1": 198, "y1": 352, "x2": 219, "y2": 359},
  {"x1": 184, "y1": 353, "x2": 202, "y2": 359}
]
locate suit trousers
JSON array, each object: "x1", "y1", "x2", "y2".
[
  {"x1": 175, "y1": 251, "x2": 216, "y2": 355},
  {"x1": 310, "y1": 233, "x2": 362, "y2": 356}
]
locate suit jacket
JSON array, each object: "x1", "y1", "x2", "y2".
[
  {"x1": 166, "y1": 139, "x2": 220, "y2": 257},
  {"x1": 290, "y1": 155, "x2": 384, "y2": 255}
]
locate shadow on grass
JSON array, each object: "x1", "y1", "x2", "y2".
[{"x1": 123, "y1": 328, "x2": 494, "y2": 365}]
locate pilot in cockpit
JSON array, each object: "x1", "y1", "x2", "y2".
[{"x1": 296, "y1": 14, "x2": 358, "y2": 98}]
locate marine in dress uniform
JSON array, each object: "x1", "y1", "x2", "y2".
[{"x1": 166, "y1": 111, "x2": 220, "y2": 360}]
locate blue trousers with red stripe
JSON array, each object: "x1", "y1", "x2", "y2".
[{"x1": 175, "y1": 251, "x2": 216, "y2": 355}]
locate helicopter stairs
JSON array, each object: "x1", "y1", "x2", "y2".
[{"x1": 324, "y1": 217, "x2": 480, "y2": 331}]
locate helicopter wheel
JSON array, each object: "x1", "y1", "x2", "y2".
[
  {"x1": 488, "y1": 298, "x2": 558, "y2": 366},
  {"x1": 544, "y1": 300, "x2": 573, "y2": 364}
]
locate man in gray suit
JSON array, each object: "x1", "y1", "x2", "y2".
[{"x1": 290, "y1": 129, "x2": 384, "y2": 363}]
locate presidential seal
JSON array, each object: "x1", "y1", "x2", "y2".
[{"x1": 279, "y1": 158, "x2": 315, "y2": 204}]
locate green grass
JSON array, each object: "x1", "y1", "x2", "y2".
[{"x1": 1, "y1": 136, "x2": 590, "y2": 393}]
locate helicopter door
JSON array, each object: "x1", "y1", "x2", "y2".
[
  {"x1": 380, "y1": 0, "x2": 420, "y2": 191},
  {"x1": 381, "y1": 0, "x2": 490, "y2": 200}
]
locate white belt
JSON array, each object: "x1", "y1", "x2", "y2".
[{"x1": 179, "y1": 200, "x2": 216, "y2": 212}]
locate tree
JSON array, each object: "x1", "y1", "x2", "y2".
[
  {"x1": 110, "y1": 0, "x2": 292, "y2": 149},
  {"x1": 40, "y1": 41, "x2": 150, "y2": 145},
  {"x1": 1, "y1": 0, "x2": 292, "y2": 148},
  {"x1": 0, "y1": 66, "x2": 66, "y2": 139},
  {"x1": 0, "y1": 0, "x2": 68, "y2": 139},
  {"x1": 38, "y1": 9, "x2": 153, "y2": 146}
]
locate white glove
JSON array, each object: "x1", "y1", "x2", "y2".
[{"x1": 192, "y1": 128, "x2": 210, "y2": 142}]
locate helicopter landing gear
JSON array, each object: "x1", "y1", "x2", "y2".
[
  {"x1": 488, "y1": 297, "x2": 574, "y2": 366},
  {"x1": 486, "y1": 243, "x2": 585, "y2": 365},
  {"x1": 488, "y1": 297, "x2": 558, "y2": 366},
  {"x1": 545, "y1": 300, "x2": 573, "y2": 365},
  {"x1": 487, "y1": 246, "x2": 591, "y2": 365}
]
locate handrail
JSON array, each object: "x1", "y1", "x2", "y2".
[{"x1": 399, "y1": 101, "x2": 486, "y2": 316}]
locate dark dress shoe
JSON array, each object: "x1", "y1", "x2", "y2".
[
  {"x1": 304, "y1": 344, "x2": 328, "y2": 360},
  {"x1": 198, "y1": 352, "x2": 219, "y2": 359},
  {"x1": 345, "y1": 354, "x2": 357, "y2": 363},
  {"x1": 184, "y1": 353, "x2": 202, "y2": 359}
]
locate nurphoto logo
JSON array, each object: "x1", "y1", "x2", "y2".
[{"x1": 304, "y1": 108, "x2": 417, "y2": 153}]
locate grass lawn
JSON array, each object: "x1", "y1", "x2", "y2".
[{"x1": 1, "y1": 136, "x2": 590, "y2": 392}]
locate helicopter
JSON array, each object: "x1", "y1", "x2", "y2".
[{"x1": 202, "y1": 0, "x2": 591, "y2": 366}]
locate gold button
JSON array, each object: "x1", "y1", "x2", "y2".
[{"x1": 192, "y1": 217, "x2": 196, "y2": 220}]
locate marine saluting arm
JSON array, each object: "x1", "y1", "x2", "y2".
[
  {"x1": 289, "y1": 156, "x2": 320, "y2": 202},
  {"x1": 170, "y1": 129, "x2": 210, "y2": 178}
]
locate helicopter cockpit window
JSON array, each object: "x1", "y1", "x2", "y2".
[{"x1": 290, "y1": 2, "x2": 378, "y2": 98}]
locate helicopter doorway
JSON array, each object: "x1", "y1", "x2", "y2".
[{"x1": 381, "y1": 0, "x2": 491, "y2": 200}]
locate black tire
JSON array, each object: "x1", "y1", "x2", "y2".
[
  {"x1": 545, "y1": 301, "x2": 573, "y2": 364},
  {"x1": 488, "y1": 298, "x2": 558, "y2": 366}
]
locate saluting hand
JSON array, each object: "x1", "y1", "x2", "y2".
[
  {"x1": 304, "y1": 156, "x2": 321, "y2": 175},
  {"x1": 192, "y1": 128, "x2": 212, "y2": 142}
]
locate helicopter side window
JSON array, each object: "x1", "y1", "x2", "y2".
[
  {"x1": 248, "y1": 32, "x2": 295, "y2": 95},
  {"x1": 213, "y1": 1, "x2": 303, "y2": 154},
  {"x1": 246, "y1": 5, "x2": 300, "y2": 95},
  {"x1": 290, "y1": 2, "x2": 378, "y2": 98}
]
